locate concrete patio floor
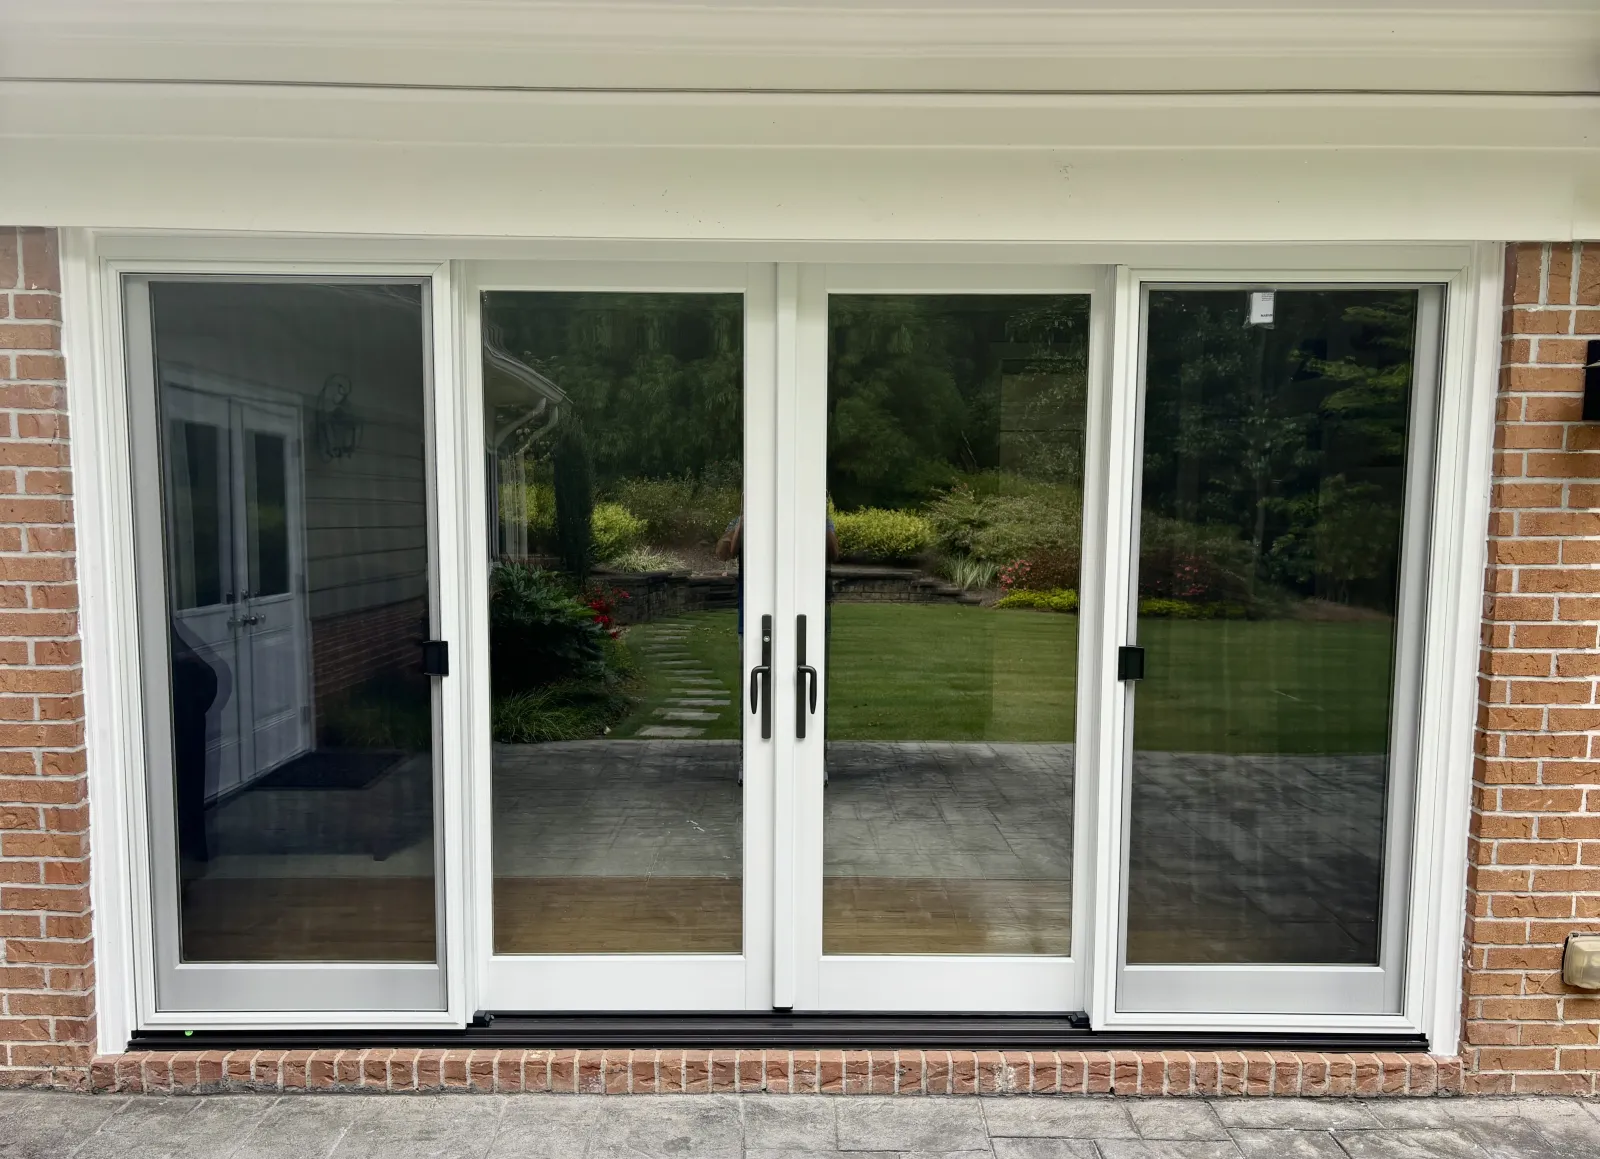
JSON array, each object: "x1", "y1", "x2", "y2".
[{"x1": 3, "y1": 1091, "x2": 1599, "y2": 1158}]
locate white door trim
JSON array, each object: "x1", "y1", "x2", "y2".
[{"x1": 69, "y1": 230, "x2": 1494, "y2": 1051}]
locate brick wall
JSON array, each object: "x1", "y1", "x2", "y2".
[
  {"x1": 9, "y1": 234, "x2": 1600, "y2": 1095},
  {"x1": 0, "y1": 227, "x2": 94, "y2": 1089},
  {"x1": 309, "y1": 596, "x2": 429, "y2": 728},
  {"x1": 1466, "y1": 240, "x2": 1600, "y2": 1094}
]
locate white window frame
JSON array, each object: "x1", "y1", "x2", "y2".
[{"x1": 64, "y1": 232, "x2": 1499, "y2": 1054}]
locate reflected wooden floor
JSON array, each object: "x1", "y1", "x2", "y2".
[
  {"x1": 179, "y1": 875, "x2": 1072, "y2": 960},
  {"x1": 824, "y1": 877, "x2": 1071, "y2": 955},
  {"x1": 181, "y1": 877, "x2": 437, "y2": 962}
]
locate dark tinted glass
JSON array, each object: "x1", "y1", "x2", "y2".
[
  {"x1": 153, "y1": 280, "x2": 436, "y2": 963},
  {"x1": 482, "y1": 291, "x2": 744, "y2": 954},
  {"x1": 822, "y1": 294, "x2": 1089, "y2": 955},
  {"x1": 1127, "y1": 288, "x2": 1417, "y2": 965}
]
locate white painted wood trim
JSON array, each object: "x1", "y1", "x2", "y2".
[
  {"x1": 5, "y1": 1, "x2": 1597, "y2": 94},
  {"x1": 1409, "y1": 242, "x2": 1504, "y2": 1055}
]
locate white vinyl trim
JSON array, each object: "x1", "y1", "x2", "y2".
[{"x1": 70, "y1": 231, "x2": 1494, "y2": 1047}]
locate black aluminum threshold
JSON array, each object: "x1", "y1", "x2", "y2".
[{"x1": 131, "y1": 1013, "x2": 1428, "y2": 1053}]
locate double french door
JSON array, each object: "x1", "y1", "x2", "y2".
[
  {"x1": 123, "y1": 257, "x2": 1444, "y2": 1032},
  {"x1": 466, "y1": 262, "x2": 1439, "y2": 1027}
]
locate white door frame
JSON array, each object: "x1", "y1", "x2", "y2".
[
  {"x1": 1087, "y1": 255, "x2": 1501, "y2": 1035},
  {"x1": 461, "y1": 260, "x2": 779, "y2": 1011},
  {"x1": 66, "y1": 232, "x2": 1498, "y2": 1053}
]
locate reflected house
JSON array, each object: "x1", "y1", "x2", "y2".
[{"x1": 483, "y1": 321, "x2": 569, "y2": 563}]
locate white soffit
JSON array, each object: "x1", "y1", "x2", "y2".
[
  {"x1": 0, "y1": 1, "x2": 1596, "y2": 239},
  {"x1": 1, "y1": 0, "x2": 1597, "y2": 94}
]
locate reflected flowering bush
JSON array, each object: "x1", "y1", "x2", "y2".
[{"x1": 583, "y1": 582, "x2": 630, "y2": 639}]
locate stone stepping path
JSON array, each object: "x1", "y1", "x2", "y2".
[{"x1": 628, "y1": 623, "x2": 735, "y2": 739}]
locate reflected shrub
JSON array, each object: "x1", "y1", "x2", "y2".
[
  {"x1": 994, "y1": 588, "x2": 1079, "y2": 614},
  {"x1": 1137, "y1": 514, "x2": 1257, "y2": 604},
  {"x1": 604, "y1": 545, "x2": 690, "y2": 574},
  {"x1": 939, "y1": 555, "x2": 997, "y2": 591},
  {"x1": 492, "y1": 682, "x2": 634, "y2": 744},
  {"x1": 318, "y1": 672, "x2": 432, "y2": 752},
  {"x1": 832, "y1": 507, "x2": 933, "y2": 563},
  {"x1": 1138, "y1": 597, "x2": 1248, "y2": 620},
  {"x1": 614, "y1": 476, "x2": 741, "y2": 547},
  {"x1": 489, "y1": 562, "x2": 612, "y2": 693},
  {"x1": 591, "y1": 502, "x2": 647, "y2": 561},
  {"x1": 925, "y1": 484, "x2": 1081, "y2": 564}
]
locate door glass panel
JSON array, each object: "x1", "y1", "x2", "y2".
[
  {"x1": 168, "y1": 420, "x2": 228, "y2": 610},
  {"x1": 823, "y1": 294, "x2": 1089, "y2": 955},
  {"x1": 245, "y1": 430, "x2": 291, "y2": 598},
  {"x1": 481, "y1": 291, "x2": 744, "y2": 954},
  {"x1": 1127, "y1": 288, "x2": 1417, "y2": 965},
  {"x1": 151, "y1": 280, "x2": 436, "y2": 963}
]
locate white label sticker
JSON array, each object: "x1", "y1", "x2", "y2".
[{"x1": 1248, "y1": 290, "x2": 1276, "y2": 326}]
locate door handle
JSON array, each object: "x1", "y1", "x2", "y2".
[
  {"x1": 748, "y1": 614, "x2": 772, "y2": 740},
  {"x1": 796, "y1": 614, "x2": 818, "y2": 739}
]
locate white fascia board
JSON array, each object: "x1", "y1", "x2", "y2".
[
  {"x1": 2, "y1": 131, "x2": 1596, "y2": 243},
  {"x1": 4, "y1": 83, "x2": 1600, "y2": 152},
  {"x1": 0, "y1": 1, "x2": 1597, "y2": 94}
]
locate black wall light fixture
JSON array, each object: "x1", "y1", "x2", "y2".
[
  {"x1": 315, "y1": 374, "x2": 365, "y2": 459},
  {"x1": 1583, "y1": 340, "x2": 1600, "y2": 422}
]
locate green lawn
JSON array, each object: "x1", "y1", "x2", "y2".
[{"x1": 612, "y1": 602, "x2": 1397, "y2": 754}]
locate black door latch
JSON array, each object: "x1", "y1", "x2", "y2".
[
  {"x1": 1117, "y1": 645, "x2": 1145, "y2": 682},
  {"x1": 420, "y1": 640, "x2": 450, "y2": 677}
]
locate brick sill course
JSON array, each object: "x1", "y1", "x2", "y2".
[{"x1": 87, "y1": 1049, "x2": 1462, "y2": 1097}]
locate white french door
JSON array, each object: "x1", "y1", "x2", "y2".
[
  {"x1": 780, "y1": 265, "x2": 1100, "y2": 1012},
  {"x1": 467, "y1": 262, "x2": 778, "y2": 1010},
  {"x1": 466, "y1": 262, "x2": 1098, "y2": 1014}
]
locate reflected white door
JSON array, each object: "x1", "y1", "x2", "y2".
[
  {"x1": 233, "y1": 401, "x2": 311, "y2": 779},
  {"x1": 162, "y1": 387, "x2": 310, "y2": 798}
]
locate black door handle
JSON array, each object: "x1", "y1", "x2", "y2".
[
  {"x1": 749, "y1": 614, "x2": 772, "y2": 740},
  {"x1": 1118, "y1": 645, "x2": 1145, "y2": 681},
  {"x1": 796, "y1": 614, "x2": 819, "y2": 738}
]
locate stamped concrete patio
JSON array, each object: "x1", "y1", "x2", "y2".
[{"x1": 3, "y1": 1090, "x2": 1599, "y2": 1158}]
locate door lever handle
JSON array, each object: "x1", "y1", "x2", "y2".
[
  {"x1": 749, "y1": 614, "x2": 772, "y2": 740},
  {"x1": 796, "y1": 614, "x2": 819, "y2": 739}
]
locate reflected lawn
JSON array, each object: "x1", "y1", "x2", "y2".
[
  {"x1": 610, "y1": 602, "x2": 1397, "y2": 754},
  {"x1": 824, "y1": 602, "x2": 1396, "y2": 754}
]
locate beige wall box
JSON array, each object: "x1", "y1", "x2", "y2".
[{"x1": 1563, "y1": 934, "x2": 1600, "y2": 991}]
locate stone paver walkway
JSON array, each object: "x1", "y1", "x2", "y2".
[{"x1": 3, "y1": 1092, "x2": 1598, "y2": 1158}]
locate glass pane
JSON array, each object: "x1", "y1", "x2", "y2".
[
  {"x1": 823, "y1": 294, "x2": 1089, "y2": 955},
  {"x1": 168, "y1": 420, "x2": 227, "y2": 610},
  {"x1": 246, "y1": 431, "x2": 291, "y2": 598},
  {"x1": 153, "y1": 280, "x2": 436, "y2": 963},
  {"x1": 1127, "y1": 288, "x2": 1416, "y2": 966},
  {"x1": 482, "y1": 291, "x2": 743, "y2": 954}
]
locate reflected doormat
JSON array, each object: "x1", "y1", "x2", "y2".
[{"x1": 254, "y1": 750, "x2": 404, "y2": 791}]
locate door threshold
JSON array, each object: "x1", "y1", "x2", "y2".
[{"x1": 130, "y1": 1013, "x2": 1427, "y2": 1053}]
